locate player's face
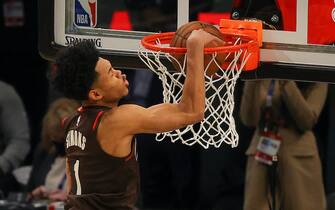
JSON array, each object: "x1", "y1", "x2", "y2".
[{"x1": 93, "y1": 57, "x2": 129, "y2": 102}]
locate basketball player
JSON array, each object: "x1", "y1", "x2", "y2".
[{"x1": 54, "y1": 29, "x2": 223, "y2": 210}]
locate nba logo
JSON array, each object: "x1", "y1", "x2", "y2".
[{"x1": 74, "y1": 0, "x2": 97, "y2": 28}]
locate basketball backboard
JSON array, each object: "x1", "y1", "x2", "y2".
[{"x1": 38, "y1": 0, "x2": 335, "y2": 83}]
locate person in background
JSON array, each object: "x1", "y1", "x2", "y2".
[
  {"x1": 0, "y1": 80, "x2": 30, "y2": 197},
  {"x1": 27, "y1": 98, "x2": 79, "y2": 202},
  {"x1": 240, "y1": 80, "x2": 327, "y2": 210}
]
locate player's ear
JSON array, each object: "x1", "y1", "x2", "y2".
[{"x1": 88, "y1": 89, "x2": 103, "y2": 101}]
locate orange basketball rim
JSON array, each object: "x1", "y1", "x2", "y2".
[{"x1": 141, "y1": 19, "x2": 262, "y2": 71}]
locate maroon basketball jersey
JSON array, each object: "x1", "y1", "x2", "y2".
[{"x1": 64, "y1": 105, "x2": 139, "y2": 210}]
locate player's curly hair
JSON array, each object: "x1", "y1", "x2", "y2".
[{"x1": 54, "y1": 40, "x2": 99, "y2": 101}]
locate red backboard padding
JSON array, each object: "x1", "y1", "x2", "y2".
[
  {"x1": 276, "y1": 0, "x2": 296, "y2": 31},
  {"x1": 308, "y1": 0, "x2": 335, "y2": 44},
  {"x1": 276, "y1": 0, "x2": 335, "y2": 44}
]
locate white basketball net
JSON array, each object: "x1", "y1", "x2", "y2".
[{"x1": 139, "y1": 38, "x2": 251, "y2": 149}]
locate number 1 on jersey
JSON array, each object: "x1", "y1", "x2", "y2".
[{"x1": 74, "y1": 160, "x2": 82, "y2": 195}]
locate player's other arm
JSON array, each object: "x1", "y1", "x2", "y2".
[
  {"x1": 65, "y1": 158, "x2": 71, "y2": 194},
  {"x1": 114, "y1": 30, "x2": 224, "y2": 134}
]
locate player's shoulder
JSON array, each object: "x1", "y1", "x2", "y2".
[
  {"x1": 115, "y1": 104, "x2": 145, "y2": 112},
  {"x1": 118, "y1": 103, "x2": 142, "y2": 109},
  {"x1": 103, "y1": 104, "x2": 145, "y2": 120}
]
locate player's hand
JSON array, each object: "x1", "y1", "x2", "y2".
[{"x1": 187, "y1": 29, "x2": 224, "y2": 48}]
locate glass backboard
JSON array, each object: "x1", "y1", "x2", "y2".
[{"x1": 38, "y1": 0, "x2": 335, "y2": 83}]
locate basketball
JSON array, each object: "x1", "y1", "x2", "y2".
[{"x1": 170, "y1": 21, "x2": 226, "y2": 76}]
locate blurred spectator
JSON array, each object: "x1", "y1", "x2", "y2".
[
  {"x1": 26, "y1": 98, "x2": 79, "y2": 202},
  {"x1": 240, "y1": 80, "x2": 327, "y2": 210},
  {"x1": 0, "y1": 80, "x2": 30, "y2": 196}
]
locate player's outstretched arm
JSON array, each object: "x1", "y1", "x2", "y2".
[{"x1": 110, "y1": 30, "x2": 224, "y2": 134}]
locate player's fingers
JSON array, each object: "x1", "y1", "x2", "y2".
[
  {"x1": 188, "y1": 28, "x2": 203, "y2": 38},
  {"x1": 209, "y1": 38, "x2": 226, "y2": 47},
  {"x1": 201, "y1": 31, "x2": 223, "y2": 45}
]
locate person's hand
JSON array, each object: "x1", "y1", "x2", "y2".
[
  {"x1": 278, "y1": 80, "x2": 291, "y2": 91},
  {"x1": 28, "y1": 185, "x2": 49, "y2": 201},
  {"x1": 48, "y1": 189, "x2": 67, "y2": 201},
  {"x1": 187, "y1": 29, "x2": 225, "y2": 48},
  {"x1": 28, "y1": 186, "x2": 67, "y2": 202}
]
